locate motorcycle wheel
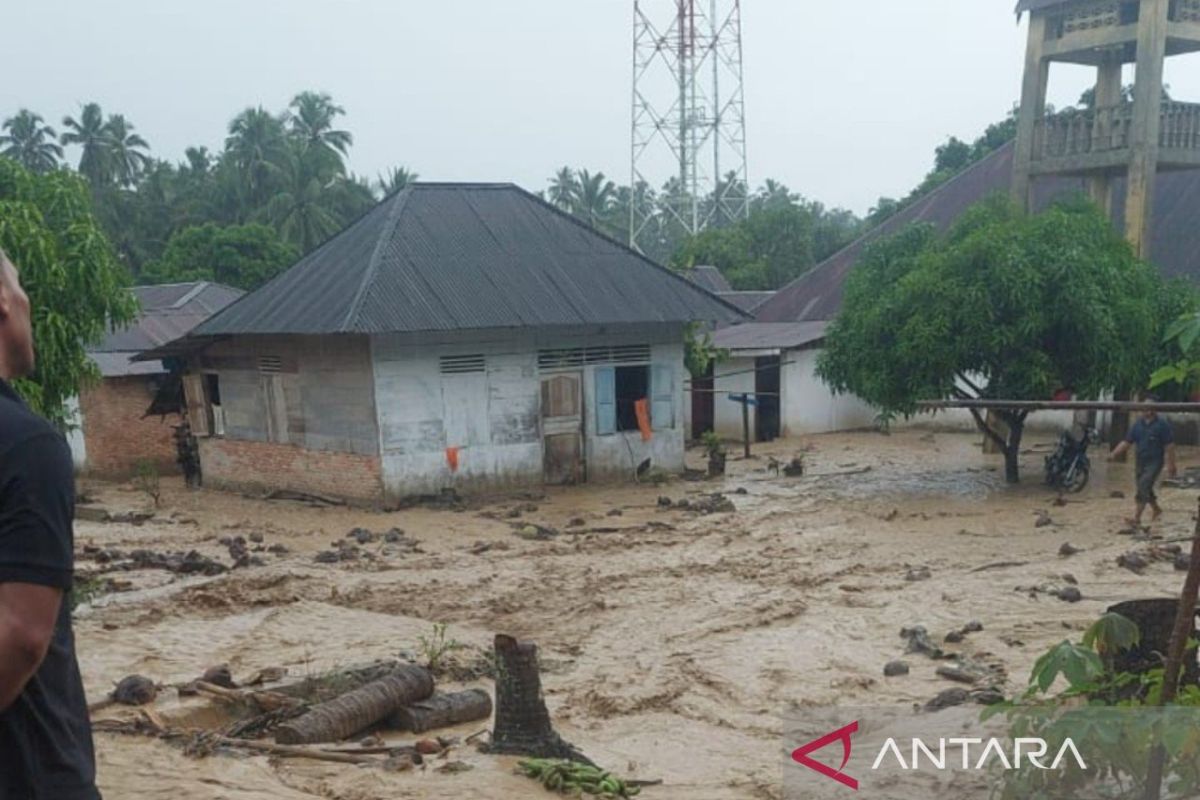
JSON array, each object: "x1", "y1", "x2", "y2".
[{"x1": 1064, "y1": 464, "x2": 1090, "y2": 493}]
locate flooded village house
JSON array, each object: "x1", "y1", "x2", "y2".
[{"x1": 141, "y1": 183, "x2": 742, "y2": 504}]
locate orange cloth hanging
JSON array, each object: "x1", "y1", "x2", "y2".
[
  {"x1": 446, "y1": 446, "x2": 460, "y2": 472},
  {"x1": 635, "y1": 398, "x2": 653, "y2": 442}
]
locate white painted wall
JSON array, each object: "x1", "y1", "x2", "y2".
[
  {"x1": 712, "y1": 356, "x2": 758, "y2": 441},
  {"x1": 781, "y1": 349, "x2": 877, "y2": 436},
  {"x1": 371, "y1": 327, "x2": 688, "y2": 498},
  {"x1": 65, "y1": 394, "x2": 87, "y2": 470}
]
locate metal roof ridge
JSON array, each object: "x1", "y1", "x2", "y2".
[
  {"x1": 170, "y1": 281, "x2": 210, "y2": 309},
  {"x1": 342, "y1": 188, "x2": 414, "y2": 332}
]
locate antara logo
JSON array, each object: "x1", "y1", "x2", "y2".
[{"x1": 791, "y1": 721, "x2": 1088, "y2": 791}]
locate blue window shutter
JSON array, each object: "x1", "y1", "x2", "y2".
[
  {"x1": 651, "y1": 363, "x2": 674, "y2": 430},
  {"x1": 595, "y1": 367, "x2": 616, "y2": 435}
]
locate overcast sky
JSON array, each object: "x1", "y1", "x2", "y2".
[{"x1": 4, "y1": 1, "x2": 1199, "y2": 216}]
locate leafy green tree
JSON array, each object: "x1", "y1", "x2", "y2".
[
  {"x1": 548, "y1": 167, "x2": 579, "y2": 211},
  {"x1": 818, "y1": 197, "x2": 1163, "y2": 483},
  {"x1": 141, "y1": 222, "x2": 297, "y2": 290},
  {"x1": 0, "y1": 158, "x2": 137, "y2": 425},
  {"x1": 266, "y1": 148, "x2": 346, "y2": 253},
  {"x1": 225, "y1": 106, "x2": 289, "y2": 216},
  {"x1": 574, "y1": 169, "x2": 616, "y2": 230},
  {"x1": 61, "y1": 102, "x2": 112, "y2": 185},
  {"x1": 1, "y1": 110, "x2": 63, "y2": 174}
]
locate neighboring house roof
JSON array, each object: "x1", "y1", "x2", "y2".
[
  {"x1": 190, "y1": 184, "x2": 745, "y2": 338},
  {"x1": 91, "y1": 282, "x2": 244, "y2": 377},
  {"x1": 755, "y1": 142, "x2": 1200, "y2": 325},
  {"x1": 713, "y1": 321, "x2": 828, "y2": 353},
  {"x1": 684, "y1": 265, "x2": 734, "y2": 294},
  {"x1": 719, "y1": 291, "x2": 775, "y2": 313}
]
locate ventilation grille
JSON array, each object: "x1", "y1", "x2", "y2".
[
  {"x1": 538, "y1": 344, "x2": 651, "y2": 371},
  {"x1": 440, "y1": 354, "x2": 486, "y2": 375},
  {"x1": 258, "y1": 356, "x2": 283, "y2": 374}
]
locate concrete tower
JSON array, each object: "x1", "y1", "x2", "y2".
[{"x1": 1011, "y1": 0, "x2": 1200, "y2": 257}]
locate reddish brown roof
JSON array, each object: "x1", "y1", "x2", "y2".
[{"x1": 755, "y1": 143, "x2": 1200, "y2": 324}]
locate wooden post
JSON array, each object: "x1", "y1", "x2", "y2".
[
  {"x1": 1142, "y1": 497, "x2": 1200, "y2": 800},
  {"x1": 1125, "y1": 0, "x2": 1171, "y2": 257},
  {"x1": 742, "y1": 396, "x2": 751, "y2": 459}
]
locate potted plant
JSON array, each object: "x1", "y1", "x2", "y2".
[{"x1": 702, "y1": 431, "x2": 726, "y2": 477}]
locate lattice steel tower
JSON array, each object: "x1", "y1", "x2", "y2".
[{"x1": 631, "y1": 0, "x2": 749, "y2": 254}]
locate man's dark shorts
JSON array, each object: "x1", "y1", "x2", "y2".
[{"x1": 1136, "y1": 458, "x2": 1164, "y2": 505}]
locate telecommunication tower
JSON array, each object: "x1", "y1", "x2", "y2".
[{"x1": 631, "y1": 0, "x2": 749, "y2": 254}]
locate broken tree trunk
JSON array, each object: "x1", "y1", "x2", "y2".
[
  {"x1": 488, "y1": 634, "x2": 592, "y2": 763},
  {"x1": 387, "y1": 688, "x2": 494, "y2": 734},
  {"x1": 274, "y1": 665, "x2": 433, "y2": 745}
]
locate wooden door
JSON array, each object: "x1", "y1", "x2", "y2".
[{"x1": 541, "y1": 373, "x2": 584, "y2": 485}]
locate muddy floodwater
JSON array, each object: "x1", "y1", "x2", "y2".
[{"x1": 75, "y1": 430, "x2": 1196, "y2": 799}]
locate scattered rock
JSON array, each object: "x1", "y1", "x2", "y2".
[
  {"x1": 733, "y1": 487, "x2": 749, "y2": 495},
  {"x1": 515, "y1": 524, "x2": 559, "y2": 541},
  {"x1": 690, "y1": 494, "x2": 736, "y2": 515},
  {"x1": 1059, "y1": 542, "x2": 1082, "y2": 557},
  {"x1": 267, "y1": 544, "x2": 289, "y2": 555},
  {"x1": 901, "y1": 626, "x2": 945, "y2": 659},
  {"x1": 1177, "y1": 553, "x2": 1192, "y2": 572},
  {"x1": 348, "y1": 528, "x2": 376, "y2": 545},
  {"x1": 1061, "y1": 573, "x2": 1078, "y2": 586},
  {"x1": 567, "y1": 517, "x2": 587, "y2": 528},
  {"x1": 1110, "y1": 491, "x2": 1126, "y2": 499},
  {"x1": 415, "y1": 739, "x2": 442, "y2": 755},
  {"x1": 1117, "y1": 552, "x2": 1150, "y2": 573},
  {"x1": 782, "y1": 457, "x2": 805, "y2": 477},
  {"x1": 971, "y1": 688, "x2": 1006, "y2": 706},
  {"x1": 1055, "y1": 587, "x2": 1083, "y2": 603},
  {"x1": 925, "y1": 688, "x2": 970, "y2": 710},
  {"x1": 936, "y1": 666, "x2": 980, "y2": 684},
  {"x1": 1034, "y1": 511, "x2": 1054, "y2": 529},
  {"x1": 657, "y1": 497, "x2": 673, "y2": 508},
  {"x1": 944, "y1": 630, "x2": 965, "y2": 644},
  {"x1": 201, "y1": 664, "x2": 236, "y2": 689},
  {"x1": 884, "y1": 661, "x2": 910, "y2": 677},
  {"x1": 436, "y1": 761, "x2": 474, "y2": 774},
  {"x1": 606, "y1": 509, "x2": 624, "y2": 517},
  {"x1": 962, "y1": 621, "x2": 984, "y2": 634},
  {"x1": 314, "y1": 550, "x2": 341, "y2": 564},
  {"x1": 905, "y1": 566, "x2": 932, "y2": 582},
  {"x1": 505, "y1": 507, "x2": 523, "y2": 519},
  {"x1": 112, "y1": 675, "x2": 157, "y2": 706}
]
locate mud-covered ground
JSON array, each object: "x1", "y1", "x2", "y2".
[{"x1": 75, "y1": 430, "x2": 1197, "y2": 800}]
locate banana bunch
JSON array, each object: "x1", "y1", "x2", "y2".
[{"x1": 517, "y1": 758, "x2": 641, "y2": 798}]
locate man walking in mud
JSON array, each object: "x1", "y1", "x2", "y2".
[
  {"x1": 1109, "y1": 398, "x2": 1178, "y2": 528},
  {"x1": 0, "y1": 249, "x2": 101, "y2": 799}
]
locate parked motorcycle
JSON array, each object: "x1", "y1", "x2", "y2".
[{"x1": 1045, "y1": 425, "x2": 1098, "y2": 493}]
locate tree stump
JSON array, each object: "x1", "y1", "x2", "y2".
[
  {"x1": 387, "y1": 688, "x2": 493, "y2": 733},
  {"x1": 488, "y1": 634, "x2": 591, "y2": 763},
  {"x1": 274, "y1": 665, "x2": 433, "y2": 745}
]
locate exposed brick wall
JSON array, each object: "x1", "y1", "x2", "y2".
[
  {"x1": 199, "y1": 437, "x2": 383, "y2": 504},
  {"x1": 79, "y1": 377, "x2": 181, "y2": 477}
]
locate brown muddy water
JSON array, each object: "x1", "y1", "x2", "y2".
[{"x1": 74, "y1": 430, "x2": 1196, "y2": 799}]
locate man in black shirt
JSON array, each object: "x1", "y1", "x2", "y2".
[{"x1": 0, "y1": 249, "x2": 100, "y2": 799}]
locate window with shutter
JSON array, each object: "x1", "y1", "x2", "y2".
[
  {"x1": 651, "y1": 363, "x2": 674, "y2": 430},
  {"x1": 595, "y1": 367, "x2": 616, "y2": 436}
]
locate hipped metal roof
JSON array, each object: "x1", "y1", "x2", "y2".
[
  {"x1": 191, "y1": 183, "x2": 745, "y2": 338},
  {"x1": 754, "y1": 142, "x2": 1200, "y2": 327}
]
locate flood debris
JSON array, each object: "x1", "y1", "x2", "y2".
[
  {"x1": 386, "y1": 688, "x2": 493, "y2": 734},
  {"x1": 900, "y1": 626, "x2": 945, "y2": 659},
  {"x1": 1117, "y1": 544, "x2": 1182, "y2": 574},
  {"x1": 80, "y1": 547, "x2": 229, "y2": 576},
  {"x1": 1059, "y1": 542, "x2": 1082, "y2": 557},
  {"x1": 274, "y1": 665, "x2": 435, "y2": 745},
  {"x1": 514, "y1": 524, "x2": 560, "y2": 541}
]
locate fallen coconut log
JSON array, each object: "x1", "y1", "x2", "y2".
[
  {"x1": 274, "y1": 665, "x2": 433, "y2": 745},
  {"x1": 387, "y1": 688, "x2": 493, "y2": 734},
  {"x1": 488, "y1": 634, "x2": 592, "y2": 763}
]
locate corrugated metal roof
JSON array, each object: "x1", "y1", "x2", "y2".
[
  {"x1": 91, "y1": 282, "x2": 243, "y2": 376},
  {"x1": 713, "y1": 321, "x2": 828, "y2": 352},
  {"x1": 194, "y1": 184, "x2": 745, "y2": 337},
  {"x1": 684, "y1": 265, "x2": 734, "y2": 294},
  {"x1": 719, "y1": 291, "x2": 775, "y2": 313},
  {"x1": 755, "y1": 142, "x2": 1200, "y2": 325}
]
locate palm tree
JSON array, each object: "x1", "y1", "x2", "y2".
[
  {"x1": 104, "y1": 114, "x2": 151, "y2": 187},
  {"x1": 287, "y1": 91, "x2": 352, "y2": 173},
  {"x1": 548, "y1": 167, "x2": 579, "y2": 211},
  {"x1": 1, "y1": 110, "x2": 63, "y2": 174},
  {"x1": 265, "y1": 149, "x2": 344, "y2": 253},
  {"x1": 376, "y1": 166, "x2": 418, "y2": 197},
  {"x1": 61, "y1": 103, "x2": 113, "y2": 184},
  {"x1": 575, "y1": 170, "x2": 616, "y2": 230},
  {"x1": 225, "y1": 107, "x2": 289, "y2": 217}
]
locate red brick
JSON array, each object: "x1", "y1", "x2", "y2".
[
  {"x1": 79, "y1": 377, "x2": 180, "y2": 477},
  {"x1": 199, "y1": 438, "x2": 382, "y2": 503}
]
